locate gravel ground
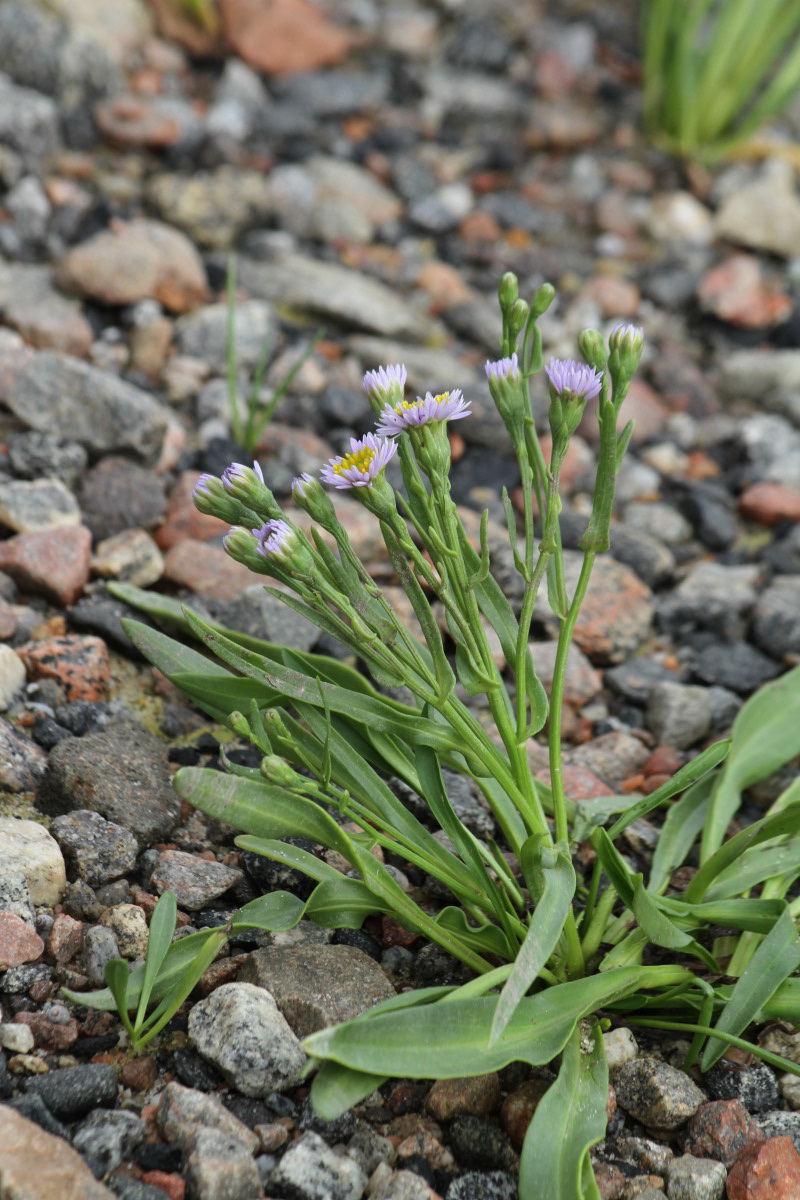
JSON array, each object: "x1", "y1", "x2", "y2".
[{"x1": 2, "y1": 1, "x2": 800, "y2": 1198}]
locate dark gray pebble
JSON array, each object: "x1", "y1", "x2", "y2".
[
  {"x1": 755, "y1": 1110, "x2": 800, "y2": 1151},
  {"x1": 21, "y1": 1063, "x2": 118, "y2": 1119},
  {"x1": 6, "y1": 1093, "x2": 70, "y2": 1139},
  {"x1": 693, "y1": 641, "x2": 780, "y2": 694},
  {"x1": 605, "y1": 657, "x2": 677, "y2": 704},
  {"x1": 78, "y1": 456, "x2": 166, "y2": 542},
  {"x1": 108, "y1": 1175, "x2": 173, "y2": 1200},
  {"x1": 51, "y1": 808, "x2": 138, "y2": 886},
  {"x1": 704, "y1": 1060, "x2": 778, "y2": 1112},
  {"x1": 445, "y1": 1171, "x2": 518, "y2": 1200},
  {"x1": 0, "y1": 963, "x2": 51, "y2": 993},
  {"x1": 447, "y1": 1117, "x2": 517, "y2": 1172},
  {"x1": 297, "y1": 1097, "x2": 357, "y2": 1144},
  {"x1": 174, "y1": 1047, "x2": 225, "y2": 1094}
]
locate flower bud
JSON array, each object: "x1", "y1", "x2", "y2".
[
  {"x1": 507, "y1": 298, "x2": 530, "y2": 344},
  {"x1": 577, "y1": 329, "x2": 607, "y2": 374},
  {"x1": 608, "y1": 323, "x2": 644, "y2": 385},
  {"x1": 221, "y1": 526, "x2": 265, "y2": 572},
  {"x1": 486, "y1": 353, "x2": 526, "y2": 439},
  {"x1": 498, "y1": 271, "x2": 519, "y2": 312},
  {"x1": 260, "y1": 754, "x2": 305, "y2": 787},
  {"x1": 291, "y1": 472, "x2": 339, "y2": 531},
  {"x1": 362, "y1": 363, "x2": 407, "y2": 414},
  {"x1": 531, "y1": 281, "x2": 556, "y2": 320},
  {"x1": 220, "y1": 461, "x2": 283, "y2": 521},
  {"x1": 254, "y1": 519, "x2": 314, "y2": 578},
  {"x1": 192, "y1": 474, "x2": 255, "y2": 525}
]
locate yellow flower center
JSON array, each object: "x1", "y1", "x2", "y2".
[
  {"x1": 396, "y1": 391, "x2": 450, "y2": 414},
  {"x1": 334, "y1": 446, "x2": 375, "y2": 476}
]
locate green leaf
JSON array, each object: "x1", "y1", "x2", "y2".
[
  {"x1": 310, "y1": 1061, "x2": 389, "y2": 1121},
  {"x1": 702, "y1": 906, "x2": 800, "y2": 1070},
  {"x1": 704, "y1": 838, "x2": 800, "y2": 903},
  {"x1": 183, "y1": 608, "x2": 461, "y2": 751},
  {"x1": 490, "y1": 842, "x2": 575, "y2": 1045},
  {"x1": 235, "y1": 836, "x2": 346, "y2": 886},
  {"x1": 631, "y1": 878, "x2": 718, "y2": 971},
  {"x1": 434, "y1": 907, "x2": 514, "y2": 960},
  {"x1": 519, "y1": 1019, "x2": 607, "y2": 1200},
  {"x1": 302, "y1": 967, "x2": 686, "y2": 1079},
  {"x1": 702, "y1": 664, "x2": 800, "y2": 861},
  {"x1": 136, "y1": 930, "x2": 226, "y2": 1047},
  {"x1": 136, "y1": 890, "x2": 177, "y2": 1029},
  {"x1": 228, "y1": 890, "x2": 306, "y2": 932},
  {"x1": 103, "y1": 959, "x2": 136, "y2": 1038},
  {"x1": 687, "y1": 803, "x2": 800, "y2": 904},
  {"x1": 305, "y1": 876, "x2": 393, "y2": 928},
  {"x1": 649, "y1": 775, "x2": 714, "y2": 894},
  {"x1": 606, "y1": 738, "x2": 729, "y2": 841}
]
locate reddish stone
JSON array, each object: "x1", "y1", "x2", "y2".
[
  {"x1": 569, "y1": 557, "x2": 653, "y2": 664},
  {"x1": 120, "y1": 1055, "x2": 158, "y2": 1092},
  {"x1": 739, "y1": 482, "x2": 800, "y2": 527},
  {"x1": 698, "y1": 254, "x2": 792, "y2": 328},
  {"x1": 395, "y1": 1130, "x2": 454, "y2": 1172},
  {"x1": 0, "y1": 912, "x2": 44, "y2": 969},
  {"x1": 155, "y1": 472, "x2": 229, "y2": 550},
  {"x1": 15, "y1": 1011, "x2": 79, "y2": 1051},
  {"x1": 459, "y1": 210, "x2": 502, "y2": 243},
  {"x1": 425, "y1": 1074, "x2": 501, "y2": 1121},
  {"x1": 220, "y1": 0, "x2": 358, "y2": 76},
  {"x1": 46, "y1": 914, "x2": 84, "y2": 964},
  {"x1": 536, "y1": 764, "x2": 614, "y2": 804},
  {"x1": 95, "y1": 97, "x2": 182, "y2": 149},
  {"x1": 727, "y1": 1136, "x2": 800, "y2": 1199},
  {"x1": 642, "y1": 745, "x2": 683, "y2": 777},
  {"x1": 0, "y1": 525, "x2": 91, "y2": 605},
  {"x1": 501, "y1": 1078, "x2": 552, "y2": 1149},
  {"x1": 582, "y1": 275, "x2": 641, "y2": 319},
  {"x1": 18, "y1": 635, "x2": 110, "y2": 703},
  {"x1": 642, "y1": 773, "x2": 672, "y2": 794},
  {"x1": 415, "y1": 260, "x2": 471, "y2": 309},
  {"x1": 683, "y1": 1099, "x2": 762, "y2": 1166},
  {"x1": 161, "y1": 538, "x2": 255, "y2": 600},
  {"x1": 381, "y1": 916, "x2": 419, "y2": 948},
  {"x1": 593, "y1": 1160, "x2": 626, "y2": 1200},
  {"x1": 142, "y1": 1171, "x2": 185, "y2": 1200},
  {"x1": 0, "y1": 598, "x2": 17, "y2": 639},
  {"x1": 196, "y1": 954, "x2": 245, "y2": 997}
]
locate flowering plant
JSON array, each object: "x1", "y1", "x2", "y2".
[{"x1": 74, "y1": 273, "x2": 800, "y2": 1198}]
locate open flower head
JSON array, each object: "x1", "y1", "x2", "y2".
[
  {"x1": 545, "y1": 358, "x2": 603, "y2": 403},
  {"x1": 375, "y1": 388, "x2": 470, "y2": 437},
  {"x1": 320, "y1": 433, "x2": 398, "y2": 489},
  {"x1": 363, "y1": 363, "x2": 407, "y2": 408},
  {"x1": 485, "y1": 353, "x2": 520, "y2": 383}
]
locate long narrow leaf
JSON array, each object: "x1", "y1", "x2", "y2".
[
  {"x1": 311, "y1": 1061, "x2": 389, "y2": 1120},
  {"x1": 136, "y1": 891, "x2": 177, "y2": 1029},
  {"x1": 519, "y1": 1019, "x2": 607, "y2": 1200}
]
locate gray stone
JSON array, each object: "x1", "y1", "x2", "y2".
[
  {"x1": 624, "y1": 502, "x2": 693, "y2": 546},
  {"x1": 647, "y1": 682, "x2": 712, "y2": 750},
  {"x1": 0, "y1": 721, "x2": 47, "y2": 792},
  {"x1": 157, "y1": 1081, "x2": 258, "y2": 1154},
  {"x1": 240, "y1": 944, "x2": 396, "y2": 1037},
  {"x1": 3, "y1": 176, "x2": 50, "y2": 249},
  {"x1": 659, "y1": 562, "x2": 760, "y2": 640},
  {"x1": 570, "y1": 731, "x2": 651, "y2": 788},
  {"x1": 715, "y1": 160, "x2": 800, "y2": 257},
  {"x1": 756, "y1": 1109, "x2": 800, "y2": 1149},
  {"x1": 183, "y1": 1126, "x2": 263, "y2": 1200},
  {"x1": 37, "y1": 722, "x2": 180, "y2": 847},
  {"x1": 188, "y1": 982, "x2": 306, "y2": 1097},
  {"x1": 149, "y1": 850, "x2": 243, "y2": 911},
  {"x1": 447, "y1": 1115, "x2": 517, "y2": 1171},
  {"x1": 175, "y1": 301, "x2": 275, "y2": 374},
  {"x1": 276, "y1": 69, "x2": 389, "y2": 117},
  {"x1": 72, "y1": 1109, "x2": 146, "y2": 1174},
  {"x1": 0, "y1": 262, "x2": 93, "y2": 356},
  {"x1": 345, "y1": 1120, "x2": 395, "y2": 1176},
  {"x1": 665, "y1": 1154, "x2": 726, "y2": 1200},
  {"x1": 78, "y1": 456, "x2": 167, "y2": 542},
  {"x1": 210, "y1": 584, "x2": 319, "y2": 652},
  {"x1": 0, "y1": 478, "x2": 81, "y2": 533},
  {"x1": 445, "y1": 1174, "x2": 517, "y2": 1200},
  {"x1": 5, "y1": 352, "x2": 168, "y2": 466},
  {"x1": 605, "y1": 657, "x2": 677, "y2": 704},
  {"x1": 752, "y1": 576, "x2": 800, "y2": 659},
  {"x1": 0, "y1": 644, "x2": 26, "y2": 711},
  {"x1": 8, "y1": 431, "x2": 88, "y2": 489},
  {"x1": 268, "y1": 1130, "x2": 367, "y2": 1200},
  {"x1": 21, "y1": 1063, "x2": 118, "y2": 1119},
  {"x1": 410, "y1": 182, "x2": 473, "y2": 233},
  {"x1": 0, "y1": 73, "x2": 59, "y2": 169},
  {"x1": 81, "y1": 924, "x2": 120, "y2": 986},
  {"x1": 704, "y1": 1060, "x2": 778, "y2": 1112},
  {"x1": 694, "y1": 642, "x2": 780, "y2": 694},
  {"x1": 238, "y1": 253, "x2": 430, "y2": 341},
  {"x1": 707, "y1": 686, "x2": 742, "y2": 733},
  {"x1": 531, "y1": 639, "x2": 602, "y2": 708},
  {"x1": 0, "y1": 867, "x2": 35, "y2": 925},
  {"x1": 609, "y1": 525, "x2": 676, "y2": 590},
  {"x1": 146, "y1": 167, "x2": 273, "y2": 250},
  {"x1": 614, "y1": 1057, "x2": 706, "y2": 1129}
]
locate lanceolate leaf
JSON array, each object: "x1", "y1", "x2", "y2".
[
  {"x1": 519, "y1": 1020, "x2": 607, "y2": 1200},
  {"x1": 702, "y1": 907, "x2": 800, "y2": 1070},
  {"x1": 311, "y1": 1061, "x2": 389, "y2": 1121},
  {"x1": 649, "y1": 775, "x2": 714, "y2": 894},
  {"x1": 136, "y1": 890, "x2": 177, "y2": 1029},
  {"x1": 490, "y1": 842, "x2": 575, "y2": 1045}
]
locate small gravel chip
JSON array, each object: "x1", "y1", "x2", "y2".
[
  {"x1": 21, "y1": 1063, "x2": 118, "y2": 1120},
  {"x1": 149, "y1": 849, "x2": 243, "y2": 910},
  {"x1": 184, "y1": 1126, "x2": 263, "y2": 1200},
  {"x1": 755, "y1": 1109, "x2": 800, "y2": 1151},
  {"x1": 647, "y1": 682, "x2": 711, "y2": 750},
  {"x1": 614, "y1": 1057, "x2": 706, "y2": 1130},
  {"x1": 704, "y1": 1059, "x2": 778, "y2": 1113},
  {"x1": 665, "y1": 1153, "x2": 726, "y2": 1200},
  {"x1": 445, "y1": 1172, "x2": 518, "y2": 1200},
  {"x1": 268, "y1": 1130, "x2": 368, "y2": 1200},
  {"x1": 604, "y1": 1028, "x2": 639, "y2": 1071},
  {"x1": 71, "y1": 1109, "x2": 146, "y2": 1174},
  {"x1": 157, "y1": 1081, "x2": 258, "y2": 1154},
  {"x1": 50, "y1": 809, "x2": 138, "y2": 887}
]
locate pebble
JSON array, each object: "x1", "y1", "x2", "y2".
[
  {"x1": 149, "y1": 850, "x2": 243, "y2": 910},
  {"x1": 0, "y1": 817, "x2": 64, "y2": 906},
  {"x1": 0, "y1": 1105, "x2": 116, "y2": 1200},
  {"x1": 221, "y1": 0, "x2": 356, "y2": 76},
  {"x1": 37, "y1": 721, "x2": 180, "y2": 846},
  {"x1": 188, "y1": 982, "x2": 306, "y2": 1097},
  {"x1": 664, "y1": 1153, "x2": 726, "y2": 1199},
  {"x1": 240, "y1": 944, "x2": 396, "y2": 1037},
  {"x1": 46, "y1": 912, "x2": 84, "y2": 963},
  {"x1": 613, "y1": 1057, "x2": 706, "y2": 1130},
  {"x1": 90, "y1": 528, "x2": 164, "y2": 588},
  {"x1": 18, "y1": 635, "x2": 110, "y2": 704},
  {"x1": 268, "y1": 1129, "x2": 368, "y2": 1200},
  {"x1": 22, "y1": 1062, "x2": 117, "y2": 1119},
  {"x1": 0, "y1": 643, "x2": 25, "y2": 710},
  {"x1": 50, "y1": 809, "x2": 138, "y2": 886},
  {"x1": 604, "y1": 1028, "x2": 640, "y2": 1070},
  {"x1": 369, "y1": 1168, "x2": 438, "y2": 1200},
  {"x1": 704, "y1": 1060, "x2": 778, "y2": 1113},
  {"x1": 445, "y1": 1174, "x2": 517, "y2": 1200},
  {"x1": 426, "y1": 1074, "x2": 501, "y2": 1121},
  {"x1": 9, "y1": 432, "x2": 88, "y2": 492},
  {"x1": 6, "y1": 350, "x2": 168, "y2": 465},
  {"x1": 161, "y1": 538, "x2": 256, "y2": 601},
  {"x1": 0, "y1": 525, "x2": 92, "y2": 605},
  {"x1": 56, "y1": 219, "x2": 207, "y2": 313},
  {"x1": 752, "y1": 1110, "x2": 800, "y2": 1150},
  {"x1": 175, "y1": 300, "x2": 275, "y2": 374},
  {"x1": 14, "y1": 1007, "x2": 78, "y2": 1052},
  {"x1": 659, "y1": 563, "x2": 760, "y2": 640},
  {"x1": 211, "y1": 583, "x2": 319, "y2": 652},
  {"x1": 98, "y1": 903, "x2": 148, "y2": 959},
  {"x1": 157, "y1": 1081, "x2": 259, "y2": 1154},
  {"x1": 647, "y1": 682, "x2": 712, "y2": 750},
  {"x1": 693, "y1": 642, "x2": 779, "y2": 695},
  {"x1": 0, "y1": 912, "x2": 44, "y2": 969},
  {"x1": 499, "y1": 1077, "x2": 551, "y2": 1150},
  {"x1": 0, "y1": 477, "x2": 81, "y2": 534},
  {"x1": 683, "y1": 1099, "x2": 763, "y2": 1166},
  {"x1": 535, "y1": 552, "x2": 654, "y2": 664},
  {"x1": 0, "y1": 867, "x2": 34, "y2": 925},
  {"x1": 605, "y1": 658, "x2": 677, "y2": 704},
  {"x1": 0, "y1": 75, "x2": 59, "y2": 170},
  {"x1": 752, "y1": 576, "x2": 800, "y2": 659},
  {"x1": 78, "y1": 457, "x2": 167, "y2": 542},
  {"x1": 726, "y1": 1136, "x2": 800, "y2": 1200},
  {"x1": 446, "y1": 1116, "x2": 517, "y2": 1172},
  {"x1": 0, "y1": 1023, "x2": 34, "y2": 1053},
  {"x1": 183, "y1": 1126, "x2": 263, "y2": 1200},
  {"x1": 715, "y1": 160, "x2": 800, "y2": 258},
  {"x1": 81, "y1": 923, "x2": 120, "y2": 986},
  {"x1": 146, "y1": 167, "x2": 273, "y2": 250},
  {"x1": 531, "y1": 638, "x2": 602, "y2": 708}
]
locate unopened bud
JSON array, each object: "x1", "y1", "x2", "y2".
[
  {"x1": 260, "y1": 754, "x2": 304, "y2": 787},
  {"x1": 498, "y1": 271, "x2": 519, "y2": 312},
  {"x1": 507, "y1": 298, "x2": 530, "y2": 344},
  {"x1": 577, "y1": 329, "x2": 607, "y2": 374},
  {"x1": 531, "y1": 282, "x2": 556, "y2": 319}
]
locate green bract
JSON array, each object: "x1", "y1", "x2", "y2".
[{"x1": 72, "y1": 275, "x2": 800, "y2": 1200}]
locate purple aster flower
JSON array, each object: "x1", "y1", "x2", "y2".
[
  {"x1": 485, "y1": 353, "x2": 520, "y2": 381},
  {"x1": 545, "y1": 358, "x2": 603, "y2": 403},
  {"x1": 374, "y1": 389, "x2": 471, "y2": 437},
  {"x1": 320, "y1": 433, "x2": 398, "y2": 489},
  {"x1": 192, "y1": 473, "x2": 215, "y2": 502},
  {"x1": 363, "y1": 363, "x2": 407, "y2": 401},
  {"x1": 291, "y1": 472, "x2": 315, "y2": 499},
  {"x1": 254, "y1": 519, "x2": 294, "y2": 559}
]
